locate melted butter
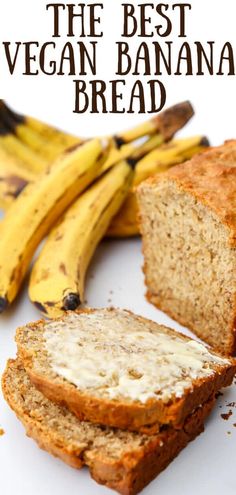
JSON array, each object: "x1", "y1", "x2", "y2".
[{"x1": 44, "y1": 310, "x2": 230, "y2": 404}]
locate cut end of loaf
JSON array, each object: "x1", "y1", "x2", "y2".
[{"x1": 137, "y1": 166, "x2": 236, "y2": 356}]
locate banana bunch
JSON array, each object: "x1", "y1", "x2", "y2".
[
  {"x1": 0, "y1": 100, "x2": 210, "y2": 316},
  {"x1": 0, "y1": 100, "x2": 194, "y2": 207},
  {"x1": 28, "y1": 138, "x2": 209, "y2": 319},
  {"x1": 0, "y1": 100, "x2": 209, "y2": 237},
  {"x1": 0, "y1": 139, "x2": 104, "y2": 311}
]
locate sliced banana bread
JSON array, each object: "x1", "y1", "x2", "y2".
[
  {"x1": 15, "y1": 308, "x2": 235, "y2": 432},
  {"x1": 2, "y1": 359, "x2": 215, "y2": 495},
  {"x1": 137, "y1": 140, "x2": 236, "y2": 356}
]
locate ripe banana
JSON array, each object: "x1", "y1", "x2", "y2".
[
  {"x1": 98, "y1": 101, "x2": 194, "y2": 174},
  {"x1": 114, "y1": 100, "x2": 194, "y2": 144},
  {"x1": 98, "y1": 133, "x2": 165, "y2": 175},
  {"x1": 0, "y1": 100, "x2": 81, "y2": 158},
  {"x1": 0, "y1": 100, "x2": 194, "y2": 176},
  {"x1": 0, "y1": 134, "x2": 159, "y2": 210},
  {"x1": 0, "y1": 127, "x2": 49, "y2": 174},
  {"x1": 107, "y1": 136, "x2": 209, "y2": 237},
  {"x1": 132, "y1": 136, "x2": 209, "y2": 186},
  {"x1": 0, "y1": 135, "x2": 209, "y2": 237},
  {"x1": 29, "y1": 160, "x2": 134, "y2": 318},
  {"x1": 0, "y1": 139, "x2": 103, "y2": 312}
]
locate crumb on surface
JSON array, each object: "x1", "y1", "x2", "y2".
[
  {"x1": 221, "y1": 410, "x2": 233, "y2": 420},
  {"x1": 0, "y1": 428, "x2": 5, "y2": 436}
]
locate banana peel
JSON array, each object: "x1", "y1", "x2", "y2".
[
  {"x1": 0, "y1": 139, "x2": 103, "y2": 311},
  {"x1": 29, "y1": 160, "x2": 134, "y2": 318}
]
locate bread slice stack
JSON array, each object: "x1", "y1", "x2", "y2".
[{"x1": 2, "y1": 308, "x2": 236, "y2": 495}]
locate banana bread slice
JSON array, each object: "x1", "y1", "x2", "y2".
[
  {"x1": 137, "y1": 140, "x2": 236, "y2": 356},
  {"x1": 15, "y1": 308, "x2": 235, "y2": 432},
  {"x1": 2, "y1": 359, "x2": 215, "y2": 495}
]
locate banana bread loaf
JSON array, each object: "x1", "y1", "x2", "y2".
[{"x1": 137, "y1": 140, "x2": 236, "y2": 355}]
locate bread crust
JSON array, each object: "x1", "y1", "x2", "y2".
[
  {"x1": 16, "y1": 308, "x2": 236, "y2": 433},
  {"x1": 2, "y1": 359, "x2": 215, "y2": 495}
]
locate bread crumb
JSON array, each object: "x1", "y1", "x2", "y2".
[
  {"x1": 0, "y1": 428, "x2": 4, "y2": 436},
  {"x1": 221, "y1": 410, "x2": 233, "y2": 420}
]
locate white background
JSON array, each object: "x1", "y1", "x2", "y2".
[{"x1": 0, "y1": 1, "x2": 236, "y2": 494}]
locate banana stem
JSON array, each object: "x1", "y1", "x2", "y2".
[
  {"x1": 0, "y1": 100, "x2": 194, "y2": 173},
  {"x1": 115, "y1": 101, "x2": 194, "y2": 144}
]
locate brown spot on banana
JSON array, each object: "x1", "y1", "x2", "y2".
[
  {"x1": 55, "y1": 233, "x2": 64, "y2": 241},
  {"x1": 59, "y1": 263, "x2": 67, "y2": 275},
  {"x1": 4, "y1": 175, "x2": 28, "y2": 198}
]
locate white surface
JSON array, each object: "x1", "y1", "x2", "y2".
[
  {"x1": 0, "y1": 239, "x2": 236, "y2": 495},
  {"x1": 0, "y1": 0, "x2": 236, "y2": 493}
]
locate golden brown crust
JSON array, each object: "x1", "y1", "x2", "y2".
[
  {"x1": 16, "y1": 308, "x2": 236, "y2": 433},
  {"x1": 2, "y1": 359, "x2": 215, "y2": 495}
]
